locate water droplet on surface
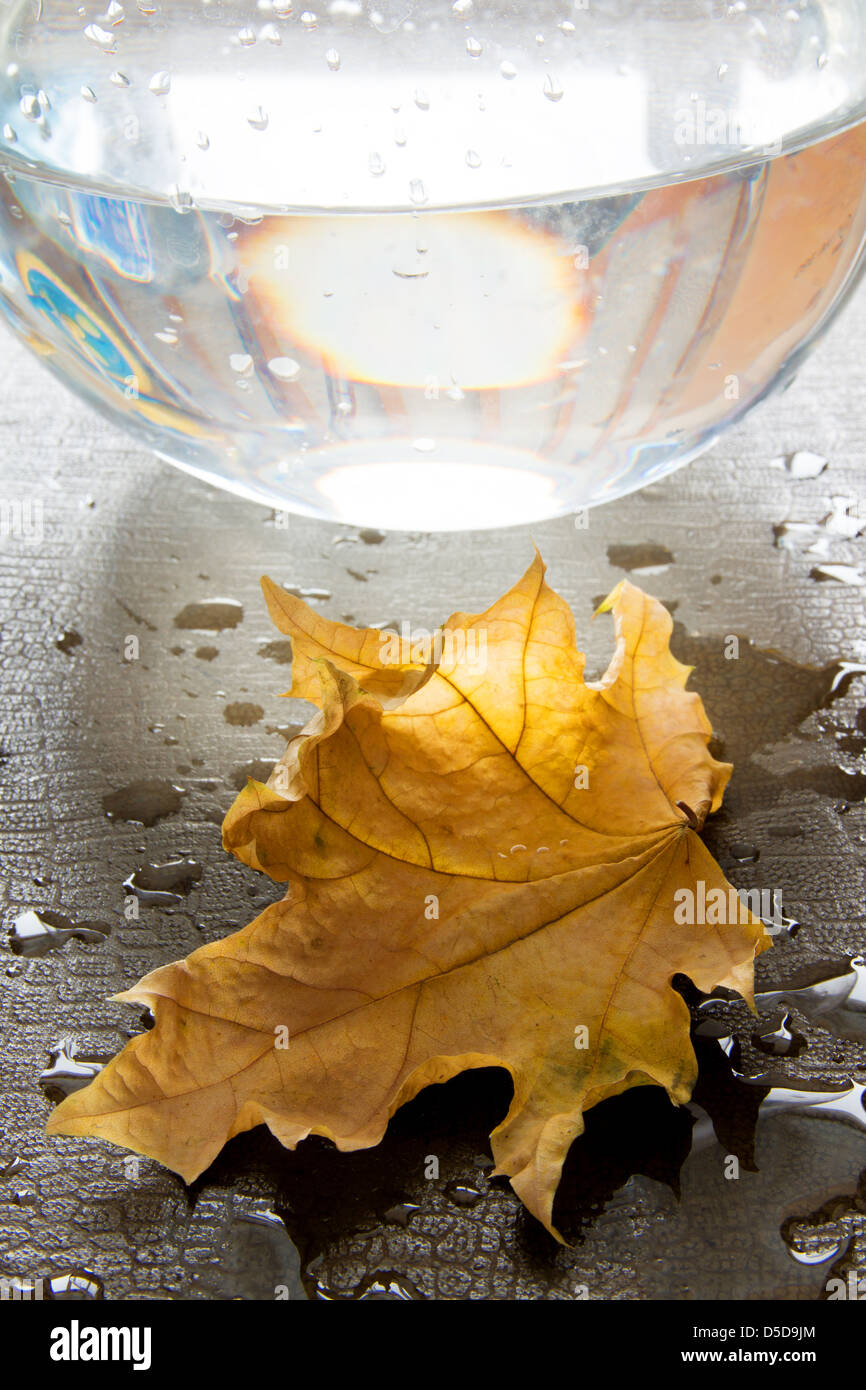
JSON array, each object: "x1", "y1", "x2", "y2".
[
  {"x1": 354, "y1": 1271, "x2": 424, "y2": 1300},
  {"x1": 771, "y1": 450, "x2": 828, "y2": 479},
  {"x1": 368, "y1": 150, "x2": 385, "y2": 176},
  {"x1": 809, "y1": 563, "x2": 864, "y2": 586},
  {"x1": 465, "y1": 35, "x2": 482, "y2": 56},
  {"x1": 230, "y1": 352, "x2": 254, "y2": 375},
  {"x1": 784, "y1": 1234, "x2": 845, "y2": 1265},
  {"x1": 300, "y1": 10, "x2": 318, "y2": 27},
  {"x1": 48, "y1": 1270, "x2": 105, "y2": 1300},
  {"x1": 268, "y1": 356, "x2": 300, "y2": 381},
  {"x1": 753, "y1": 1011, "x2": 799, "y2": 1057},
  {"x1": 149, "y1": 71, "x2": 171, "y2": 96},
  {"x1": 499, "y1": 60, "x2": 517, "y2": 78},
  {"x1": 10, "y1": 909, "x2": 109, "y2": 957},
  {"x1": 102, "y1": 779, "x2": 186, "y2": 826},
  {"x1": 237, "y1": 25, "x2": 256, "y2": 45},
  {"x1": 446, "y1": 1181, "x2": 482, "y2": 1207},
  {"x1": 261, "y1": 22, "x2": 281, "y2": 44},
  {"x1": 325, "y1": 47, "x2": 341, "y2": 70},
  {"x1": 123, "y1": 858, "x2": 202, "y2": 907},
  {"x1": 247, "y1": 106, "x2": 269, "y2": 130},
  {"x1": 383, "y1": 1201, "x2": 420, "y2": 1226},
  {"x1": 465, "y1": 149, "x2": 481, "y2": 168},
  {"x1": 223, "y1": 701, "x2": 264, "y2": 727},
  {"x1": 730, "y1": 841, "x2": 759, "y2": 863},
  {"x1": 408, "y1": 178, "x2": 427, "y2": 205},
  {"x1": 110, "y1": 70, "x2": 130, "y2": 86},
  {"x1": 2, "y1": 124, "x2": 16, "y2": 142},
  {"x1": 80, "y1": 85, "x2": 97, "y2": 103},
  {"x1": 174, "y1": 597, "x2": 243, "y2": 630},
  {"x1": 40, "y1": 1044, "x2": 104, "y2": 1099},
  {"x1": 413, "y1": 87, "x2": 429, "y2": 109},
  {"x1": 55, "y1": 628, "x2": 82, "y2": 654}
]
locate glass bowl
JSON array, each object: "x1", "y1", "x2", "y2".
[{"x1": 0, "y1": 0, "x2": 864, "y2": 529}]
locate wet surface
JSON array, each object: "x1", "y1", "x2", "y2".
[{"x1": 1, "y1": 289, "x2": 865, "y2": 1299}]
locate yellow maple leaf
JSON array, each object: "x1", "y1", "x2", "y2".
[{"x1": 48, "y1": 554, "x2": 770, "y2": 1240}]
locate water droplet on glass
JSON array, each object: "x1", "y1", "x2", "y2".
[
  {"x1": 543, "y1": 73, "x2": 564, "y2": 102},
  {"x1": 169, "y1": 186, "x2": 193, "y2": 213},
  {"x1": 230, "y1": 352, "x2": 254, "y2": 375},
  {"x1": 84, "y1": 23, "x2": 115, "y2": 49},
  {"x1": 149, "y1": 71, "x2": 171, "y2": 96},
  {"x1": 196, "y1": 130, "x2": 210, "y2": 150},
  {"x1": 413, "y1": 87, "x2": 429, "y2": 109},
  {"x1": 465, "y1": 148, "x2": 481, "y2": 167},
  {"x1": 247, "y1": 106, "x2": 268, "y2": 130},
  {"x1": 325, "y1": 47, "x2": 341, "y2": 70},
  {"x1": 80, "y1": 85, "x2": 97, "y2": 103},
  {"x1": 368, "y1": 150, "x2": 385, "y2": 176},
  {"x1": 110, "y1": 70, "x2": 130, "y2": 86},
  {"x1": 412, "y1": 436, "x2": 435, "y2": 452},
  {"x1": 408, "y1": 178, "x2": 427, "y2": 205},
  {"x1": 499, "y1": 60, "x2": 517, "y2": 78},
  {"x1": 300, "y1": 10, "x2": 318, "y2": 27},
  {"x1": 268, "y1": 357, "x2": 300, "y2": 381},
  {"x1": 2, "y1": 124, "x2": 16, "y2": 142},
  {"x1": 465, "y1": 35, "x2": 482, "y2": 56}
]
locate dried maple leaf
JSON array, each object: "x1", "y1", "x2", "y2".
[{"x1": 48, "y1": 554, "x2": 770, "y2": 1239}]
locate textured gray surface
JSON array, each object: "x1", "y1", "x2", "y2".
[{"x1": 0, "y1": 283, "x2": 865, "y2": 1300}]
